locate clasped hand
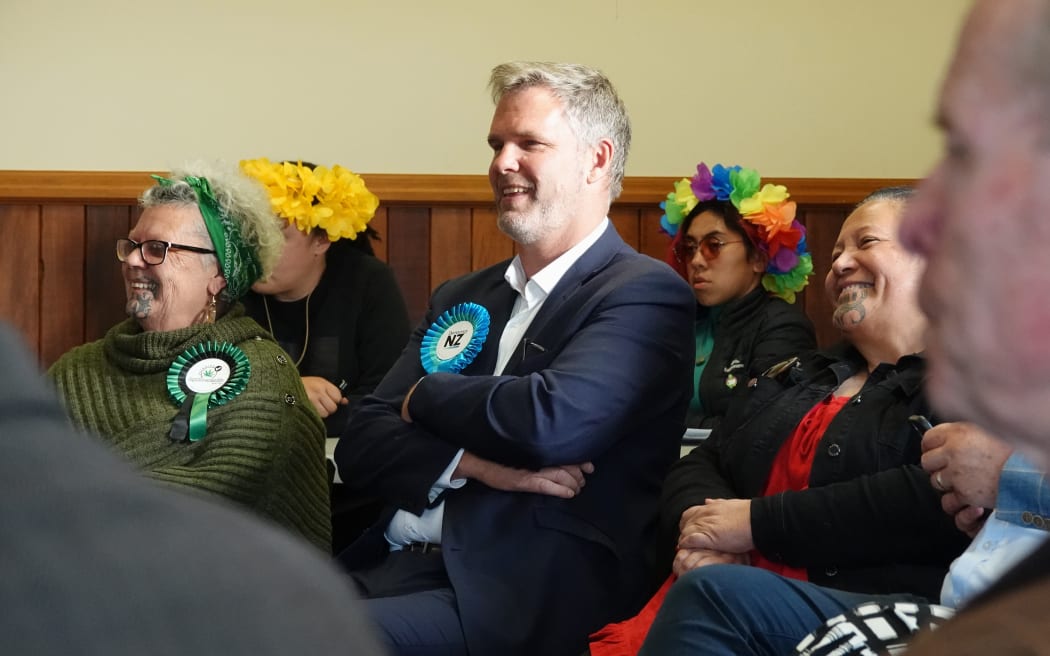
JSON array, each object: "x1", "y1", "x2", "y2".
[
  {"x1": 673, "y1": 498, "x2": 753, "y2": 576},
  {"x1": 456, "y1": 451, "x2": 594, "y2": 499}
]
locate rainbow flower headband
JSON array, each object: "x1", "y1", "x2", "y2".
[
  {"x1": 240, "y1": 158, "x2": 379, "y2": 241},
  {"x1": 660, "y1": 162, "x2": 813, "y2": 303}
]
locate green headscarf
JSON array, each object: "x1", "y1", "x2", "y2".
[{"x1": 152, "y1": 174, "x2": 262, "y2": 300}]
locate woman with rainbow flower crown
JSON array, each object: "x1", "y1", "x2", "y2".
[
  {"x1": 660, "y1": 162, "x2": 815, "y2": 430},
  {"x1": 240, "y1": 159, "x2": 411, "y2": 437}
]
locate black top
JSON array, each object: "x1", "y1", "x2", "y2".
[
  {"x1": 694, "y1": 286, "x2": 816, "y2": 430},
  {"x1": 662, "y1": 344, "x2": 970, "y2": 600},
  {"x1": 243, "y1": 247, "x2": 411, "y2": 435}
]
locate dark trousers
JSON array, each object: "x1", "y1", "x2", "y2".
[{"x1": 349, "y1": 550, "x2": 468, "y2": 656}]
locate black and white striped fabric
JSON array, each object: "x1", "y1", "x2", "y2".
[{"x1": 795, "y1": 601, "x2": 955, "y2": 655}]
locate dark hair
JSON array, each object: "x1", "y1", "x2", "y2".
[
  {"x1": 323, "y1": 227, "x2": 378, "y2": 257},
  {"x1": 679, "y1": 199, "x2": 759, "y2": 260},
  {"x1": 857, "y1": 186, "x2": 914, "y2": 208}
]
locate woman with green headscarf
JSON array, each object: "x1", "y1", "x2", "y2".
[{"x1": 48, "y1": 162, "x2": 331, "y2": 551}]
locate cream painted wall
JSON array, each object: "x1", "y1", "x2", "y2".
[{"x1": 0, "y1": 1, "x2": 970, "y2": 177}]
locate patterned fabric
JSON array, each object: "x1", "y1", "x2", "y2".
[
  {"x1": 153, "y1": 174, "x2": 262, "y2": 300},
  {"x1": 48, "y1": 306, "x2": 331, "y2": 550},
  {"x1": 796, "y1": 601, "x2": 955, "y2": 655}
]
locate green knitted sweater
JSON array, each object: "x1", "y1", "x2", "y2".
[{"x1": 48, "y1": 306, "x2": 331, "y2": 551}]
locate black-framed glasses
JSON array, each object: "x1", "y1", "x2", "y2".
[
  {"x1": 673, "y1": 236, "x2": 744, "y2": 263},
  {"x1": 116, "y1": 238, "x2": 216, "y2": 265}
]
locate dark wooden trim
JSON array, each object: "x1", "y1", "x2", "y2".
[
  {"x1": 0, "y1": 170, "x2": 917, "y2": 206},
  {"x1": 0, "y1": 169, "x2": 901, "y2": 366}
]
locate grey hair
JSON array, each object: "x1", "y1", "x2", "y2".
[
  {"x1": 489, "y1": 61, "x2": 632, "y2": 200},
  {"x1": 857, "y1": 186, "x2": 914, "y2": 209},
  {"x1": 139, "y1": 161, "x2": 283, "y2": 284}
]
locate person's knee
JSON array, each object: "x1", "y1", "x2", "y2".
[{"x1": 674, "y1": 564, "x2": 775, "y2": 608}]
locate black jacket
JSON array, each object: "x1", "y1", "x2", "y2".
[
  {"x1": 244, "y1": 248, "x2": 411, "y2": 436},
  {"x1": 662, "y1": 344, "x2": 970, "y2": 600},
  {"x1": 694, "y1": 287, "x2": 815, "y2": 430}
]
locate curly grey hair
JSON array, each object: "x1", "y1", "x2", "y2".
[
  {"x1": 489, "y1": 61, "x2": 632, "y2": 200},
  {"x1": 139, "y1": 161, "x2": 283, "y2": 286}
]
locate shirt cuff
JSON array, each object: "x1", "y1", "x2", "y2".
[
  {"x1": 428, "y1": 449, "x2": 467, "y2": 503},
  {"x1": 994, "y1": 452, "x2": 1048, "y2": 528}
]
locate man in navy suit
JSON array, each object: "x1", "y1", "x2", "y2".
[{"x1": 334, "y1": 61, "x2": 695, "y2": 655}]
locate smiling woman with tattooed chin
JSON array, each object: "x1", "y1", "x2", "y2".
[
  {"x1": 588, "y1": 188, "x2": 971, "y2": 656},
  {"x1": 621, "y1": 187, "x2": 973, "y2": 656},
  {"x1": 47, "y1": 162, "x2": 332, "y2": 552}
]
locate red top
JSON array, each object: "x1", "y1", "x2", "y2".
[
  {"x1": 589, "y1": 394, "x2": 852, "y2": 656},
  {"x1": 750, "y1": 394, "x2": 850, "y2": 580}
]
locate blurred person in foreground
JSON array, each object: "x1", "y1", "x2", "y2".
[
  {"x1": 895, "y1": 0, "x2": 1050, "y2": 651},
  {"x1": 0, "y1": 322, "x2": 383, "y2": 655}
]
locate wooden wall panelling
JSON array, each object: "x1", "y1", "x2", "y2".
[
  {"x1": 386, "y1": 206, "x2": 431, "y2": 326},
  {"x1": 430, "y1": 207, "x2": 473, "y2": 291},
  {"x1": 370, "y1": 207, "x2": 388, "y2": 263},
  {"x1": 470, "y1": 207, "x2": 513, "y2": 272},
  {"x1": 84, "y1": 205, "x2": 133, "y2": 343},
  {"x1": 0, "y1": 204, "x2": 42, "y2": 355},
  {"x1": 639, "y1": 206, "x2": 672, "y2": 262},
  {"x1": 40, "y1": 205, "x2": 86, "y2": 365},
  {"x1": 0, "y1": 173, "x2": 913, "y2": 366},
  {"x1": 0, "y1": 172, "x2": 915, "y2": 207},
  {"x1": 798, "y1": 206, "x2": 852, "y2": 348},
  {"x1": 609, "y1": 206, "x2": 641, "y2": 252}
]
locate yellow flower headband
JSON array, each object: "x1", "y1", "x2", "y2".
[{"x1": 239, "y1": 158, "x2": 379, "y2": 241}]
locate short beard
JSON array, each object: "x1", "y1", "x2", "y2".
[
  {"x1": 832, "y1": 287, "x2": 868, "y2": 330},
  {"x1": 498, "y1": 206, "x2": 557, "y2": 245},
  {"x1": 497, "y1": 185, "x2": 577, "y2": 245}
]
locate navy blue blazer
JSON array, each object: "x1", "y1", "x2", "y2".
[{"x1": 335, "y1": 224, "x2": 695, "y2": 655}]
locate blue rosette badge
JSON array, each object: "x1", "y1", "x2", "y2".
[{"x1": 420, "y1": 302, "x2": 490, "y2": 374}]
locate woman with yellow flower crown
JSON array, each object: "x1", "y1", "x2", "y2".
[
  {"x1": 660, "y1": 162, "x2": 816, "y2": 431},
  {"x1": 240, "y1": 159, "x2": 410, "y2": 436},
  {"x1": 241, "y1": 159, "x2": 411, "y2": 552}
]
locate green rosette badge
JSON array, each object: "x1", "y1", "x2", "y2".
[
  {"x1": 166, "y1": 341, "x2": 250, "y2": 442},
  {"x1": 420, "y1": 302, "x2": 490, "y2": 374}
]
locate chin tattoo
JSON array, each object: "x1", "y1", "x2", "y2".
[
  {"x1": 127, "y1": 295, "x2": 152, "y2": 320},
  {"x1": 833, "y1": 287, "x2": 868, "y2": 328}
]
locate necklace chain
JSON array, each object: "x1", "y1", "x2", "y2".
[{"x1": 262, "y1": 291, "x2": 312, "y2": 368}]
